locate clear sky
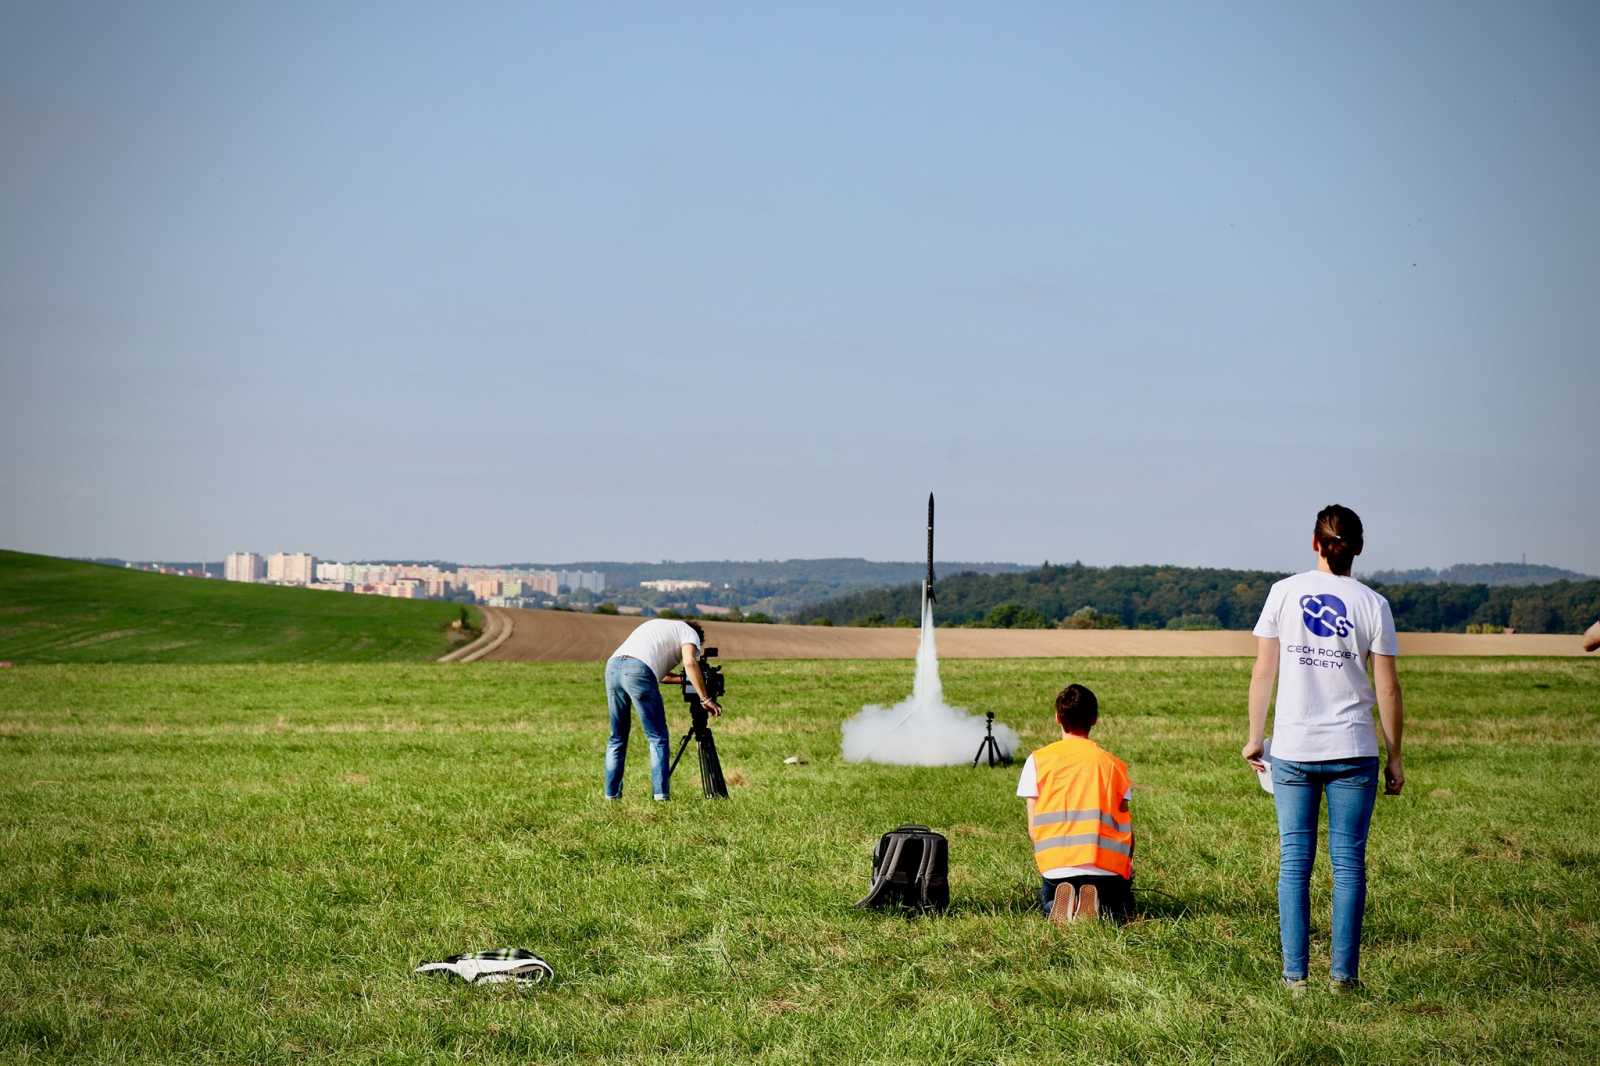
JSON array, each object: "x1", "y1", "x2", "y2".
[{"x1": 3, "y1": 1, "x2": 1596, "y2": 573}]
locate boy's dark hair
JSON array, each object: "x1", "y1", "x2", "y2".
[
  {"x1": 1314, "y1": 504, "x2": 1365, "y2": 576},
  {"x1": 686, "y1": 620, "x2": 706, "y2": 643},
  {"x1": 1055, "y1": 683, "x2": 1098, "y2": 734}
]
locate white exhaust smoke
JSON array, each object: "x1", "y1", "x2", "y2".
[{"x1": 841, "y1": 600, "x2": 1020, "y2": 766}]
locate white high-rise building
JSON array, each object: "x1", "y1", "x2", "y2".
[
  {"x1": 559, "y1": 569, "x2": 607, "y2": 593},
  {"x1": 315, "y1": 561, "x2": 349, "y2": 584},
  {"x1": 225, "y1": 552, "x2": 265, "y2": 583},
  {"x1": 267, "y1": 552, "x2": 316, "y2": 585},
  {"x1": 349, "y1": 563, "x2": 393, "y2": 587}
]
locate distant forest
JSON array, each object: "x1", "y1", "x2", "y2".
[
  {"x1": 797, "y1": 562, "x2": 1600, "y2": 634},
  {"x1": 1363, "y1": 562, "x2": 1592, "y2": 587}
]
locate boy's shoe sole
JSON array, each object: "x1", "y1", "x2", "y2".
[
  {"x1": 1075, "y1": 883, "x2": 1100, "y2": 920},
  {"x1": 1049, "y1": 884, "x2": 1078, "y2": 925}
]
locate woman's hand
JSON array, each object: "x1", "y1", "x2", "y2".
[
  {"x1": 1245, "y1": 639, "x2": 1276, "y2": 773},
  {"x1": 1384, "y1": 754, "x2": 1404, "y2": 795}
]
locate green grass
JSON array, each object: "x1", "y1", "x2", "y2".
[
  {"x1": 0, "y1": 551, "x2": 478, "y2": 663},
  {"x1": 1, "y1": 656, "x2": 1597, "y2": 1063}
]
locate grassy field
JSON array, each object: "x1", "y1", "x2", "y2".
[
  {"x1": 0, "y1": 551, "x2": 479, "y2": 663},
  {"x1": 2, "y1": 656, "x2": 1597, "y2": 1063}
]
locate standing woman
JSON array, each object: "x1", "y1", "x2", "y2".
[{"x1": 1243, "y1": 504, "x2": 1405, "y2": 991}]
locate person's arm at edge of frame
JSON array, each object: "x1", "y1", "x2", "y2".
[
  {"x1": 1242, "y1": 637, "x2": 1277, "y2": 770},
  {"x1": 1584, "y1": 619, "x2": 1600, "y2": 653},
  {"x1": 1373, "y1": 652, "x2": 1404, "y2": 795},
  {"x1": 681, "y1": 643, "x2": 723, "y2": 716}
]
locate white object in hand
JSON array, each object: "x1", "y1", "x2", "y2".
[{"x1": 1256, "y1": 737, "x2": 1275, "y2": 795}]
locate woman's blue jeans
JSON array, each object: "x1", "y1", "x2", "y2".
[
  {"x1": 1272, "y1": 756, "x2": 1378, "y2": 982},
  {"x1": 604, "y1": 656, "x2": 671, "y2": 800}
]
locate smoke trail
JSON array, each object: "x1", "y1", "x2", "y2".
[{"x1": 841, "y1": 600, "x2": 1021, "y2": 766}]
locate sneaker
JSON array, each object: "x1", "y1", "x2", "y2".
[
  {"x1": 1283, "y1": 978, "x2": 1309, "y2": 996},
  {"x1": 1075, "y1": 883, "x2": 1100, "y2": 920},
  {"x1": 1330, "y1": 978, "x2": 1360, "y2": 994},
  {"x1": 1048, "y1": 884, "x2": 1077, "y2": 925}
]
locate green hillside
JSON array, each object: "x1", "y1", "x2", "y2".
[{"x1": 0, "y1": 550, "x2": 479, "y2": 663}]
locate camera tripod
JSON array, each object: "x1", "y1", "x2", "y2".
[
  {"x1": 971, "y1": 711, "x2": 1013, "y2": 768},
  {"x1": 668, "y1": 700, "x2": 729, "y2": 799}
]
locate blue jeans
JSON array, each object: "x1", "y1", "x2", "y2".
[
  {"x1": 1272, "y1": 756, "x2": 1378, "y2": 982},
  {"x1": 604, "y1": 656, "x2": 671, "y2": 800}
]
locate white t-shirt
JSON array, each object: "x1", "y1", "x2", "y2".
[
  {"x1": 1253, "y1": 570, "x2": 1398, "y2": 761},
  {"x1": 611, "y1": 619, "x2": 702, "y2": 681},
  {"x1": 1016, "y1": 753, "x2": 1133, "y2": 879}
]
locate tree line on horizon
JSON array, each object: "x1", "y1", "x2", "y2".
[
  {"x1": 794, "y1": 561, "x2": 1600, "y2": 634},
  {"x1": 1362, "y1": 561, "x2": 1591, "y2": 587}
]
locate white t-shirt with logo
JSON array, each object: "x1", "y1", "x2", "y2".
[
  {"x1": 611, "y1": 619, "x2": 702, "y2": 681},
  {"x1": 1253, "y1": 570, "x2": 1398, "y2": 761}
]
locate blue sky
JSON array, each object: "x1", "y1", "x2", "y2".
[{"x1": 3, "y1": 2, "x2": 1596, "y2": 573}]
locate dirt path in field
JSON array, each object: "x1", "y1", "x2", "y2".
[
  {"x1": 482, "y1": 608, "x2": 1589, "y2": 661},
  {"x1": 438, "y1": 605, "x2": 515, "y2": 663}
]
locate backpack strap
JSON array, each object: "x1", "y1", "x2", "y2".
[
  {"x1": 913, "y1": 834, "x2": 939, "y2": 910},
  {"x1": 855, "y1": 833, "x2": 909, "y2": 909}
]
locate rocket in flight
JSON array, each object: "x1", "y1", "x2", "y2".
[{"x1": 923, "y1": 492, "x2": 935, "y2": 610}]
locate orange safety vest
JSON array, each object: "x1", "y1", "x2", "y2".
[{"x1": 1028, "y1": 735, "x2": 1134, "y2": 878}]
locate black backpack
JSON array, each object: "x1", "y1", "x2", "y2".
[{"x1": 855, "y1": 825, "x2": 949, "y2": 912}]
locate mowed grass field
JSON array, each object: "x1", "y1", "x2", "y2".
[
  {"x1": 2, "y1": 656, "x2": 1597, "y2": 1063},
  {"x1": 0, "y1": 551, "x2": 477, "y2": 663}
]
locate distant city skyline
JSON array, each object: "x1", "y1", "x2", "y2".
[
  {"x1": 203, "y1": 550, "x2": 608, "y2": 606},
  {"x1": 78, "y1": 546, "x2": 1597, "y2": 581},
  {"x1": 4, "y1": 4, "x2": 1596, "y2": 574}
]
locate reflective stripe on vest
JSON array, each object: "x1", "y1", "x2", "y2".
[{"x1": 1027, "y1": 736, "x2": 1133, "y2": 877}]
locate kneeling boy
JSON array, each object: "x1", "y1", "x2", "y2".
[{"x1": 1017, "y1": 683, "x2": 1134, "y2": 922}]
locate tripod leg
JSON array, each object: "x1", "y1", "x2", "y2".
[
  {"x1": 972, "y1": 735, "x2": 993, "y2": 768},
  {"x1": 668, "y1": 728, "x2": 695, "y2": 780},
  {"x1": 698, "y1": 729, "x2": 729, "y2": 799}
]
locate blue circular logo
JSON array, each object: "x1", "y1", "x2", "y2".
[{"x1": 1300, "y1": 593, "x2": 1352, "y2": 638}]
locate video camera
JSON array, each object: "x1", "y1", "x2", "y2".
[{"x1": 683, "y1": 646, "x2": 724, "y2": 705}]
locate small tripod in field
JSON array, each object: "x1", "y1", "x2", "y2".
[{"x1": 971, "y1": 711, "x2": 1013, "y2": 768}]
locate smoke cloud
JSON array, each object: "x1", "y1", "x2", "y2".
[{"x1": 841, "y1": 601, "x2": 1021, "y2": 766}]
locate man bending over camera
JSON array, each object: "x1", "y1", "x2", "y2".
[{"x1": 604, "y1": 617, "x2": 723, "y2": 801}]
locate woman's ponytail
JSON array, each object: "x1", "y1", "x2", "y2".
[{"x1": 1314, "y1": 504, "x2": 1364, "y2": 576}]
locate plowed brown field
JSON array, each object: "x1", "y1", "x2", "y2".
[{"x1": 483, "y1": 608, "x2": 1587, "y2": 661}]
